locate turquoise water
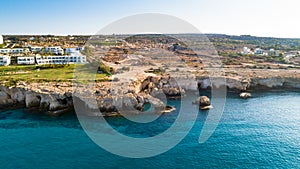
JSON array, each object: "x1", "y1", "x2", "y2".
[{"x1": 0, "y1": 91, "x2": 300, "y2": 168}]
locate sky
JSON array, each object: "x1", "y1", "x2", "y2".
[{"x1": 0, "y1": 0, "x2": 300, "y2": 38}]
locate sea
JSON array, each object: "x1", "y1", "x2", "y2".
[{"x1": 0, "y1": 91, "x2": 299, "y2": 168}]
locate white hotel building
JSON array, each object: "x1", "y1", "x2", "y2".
[
  {"x1": 65, "y1": 47, "x2": 84, "y2": 54},
  {"x1": 45, "y1": 46, "x2": 64, "y2": 55},
  {"x1": 17, "y1": 56, "x2": 35, "y2": 65},
  {"x1": 31, "y1": 46, "x2": 43, "y2": 52},
  {"x1": 35, "y1": 54, "x2": 87, "y2": 65},
  {"x1": 11, "y1": 48, "x2": 30, "y2": 54},
  {"x1": 0, "y1": 48, "x2": 11, "y2": 54},
  {"x1": 0, "y1": 55, "x2": 11, "y2": 66},
  {"x1": 0, "y1": 48, "x2": 30, "y2": 54},
  {"x1": 0, "y1": 35, "x2": 3, "y2": 44},
  {"x1": 14, "y1": 55, "x2": 87, "y2": 65},
  {"x1": 45, "y1": 55, "x2": 87, "y2": 64}
]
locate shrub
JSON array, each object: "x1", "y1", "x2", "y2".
[{"x1": 97, "y1": 62, "x2": 111, "y2": 75}]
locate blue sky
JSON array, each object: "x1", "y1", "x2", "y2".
[{"x1": 0, "y1": 0, "x2": 300, "y2": 38}]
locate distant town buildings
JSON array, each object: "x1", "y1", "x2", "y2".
[
  {"x1": 241, "y1": 47, "x2": 280, "y2": 56},
  {"x1": 268, "y1": 49, "x2": 279, "y2": 56},
  {"x1": 254, "y1": 48, "x2": 264, "y2": 55},
  {"x1": 242, "y1": 47, "x2": 252, "y2": 54}
]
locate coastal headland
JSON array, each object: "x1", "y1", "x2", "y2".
[{"x1": 0, "y1": 34, "x2": 300, "y2": 116}]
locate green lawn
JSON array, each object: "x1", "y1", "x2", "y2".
[{"x1": 0, "y1": 64, "x2": 109, "y2": 86}]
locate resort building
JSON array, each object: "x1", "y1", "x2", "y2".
[
  {"x1": 44, "y1": 55, "x2": 87, "y2": 64},
  {"x1": 21, "y1": 54, "x2": 87, "y2": 65},
  {"x1": 46, "y1": 56, "x2": 69, "y2": 64},
  {"x1": 17, "y1": 56, "x2": 35, "y2": 65},
  {"x1": 0, "y1": 48, "x2": 11, "y2": 54},
  {"x1": 11, "y1": 48, "x2": 30, "y2": 54},
  {"x1": 67, "y1": 54, "x2": 87, "y2": 64},
  {"x1": 0, "y1": 35, "x2": 3, "y2": 44},
  {"x1": 45, "y1": 46, "x2": 64, "y2": 55},
  {"x1": 31, "y1": 46, "x2": 43, "y2": 52},
  {"x1": 36, "y1": 55, "x2": 49, "y2": 65},
  {"x1": 65, "y1": 47, "x2": 84, "y2": 54},
  {"x1": 0, "y1": 55, "x2": 11, "y2": 66}
]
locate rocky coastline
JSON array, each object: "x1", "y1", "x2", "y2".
[{"x1": 0, "y1": 73, "x2": 300, "y2": 116}]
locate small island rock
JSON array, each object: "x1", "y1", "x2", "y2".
[
  {"x1": 240, "y1": 92, "x2": 251, "y2": 99},
  {"x1": 195, "y1": 96, "x2": 212, "y2": 110}
]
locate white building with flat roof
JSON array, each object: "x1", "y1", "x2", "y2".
[
  {"x1": 67, "y1": 54, "x2": 87, "y2": 64},
  {"x1": 0, "y1": 35, "x2": 3, "y2": 44},
  {"x1": 16, "y1": 55, "x2": 87, "y2": 65},
  {"x1": 242, "y1": 47, "x2": 251, "y2": 54},
  {"x1": 31, "y1": 46, "x2": 43, "y2": 52},
  {"x1": 0, "y1": 55, "x2": 11, "y2": 66},
  {"x1": 11, "y1": 48, "x2": 30, "y2": 54},
  {"x1": 0, "y1": 48, "x2": 11, "y2": 54},
  {"x1": 45, "y1": 46, "x2": 64, "y2": 55},
  {"x1": 268, "y1": 49, "x2": 279, "y2": 56},
  {"x1": 254, "y1": 48, "x2": 264, "y2": 55},
  {"x1": 65, "y1": 47, "x2": 84, "y2": 54},
  {"x1": 45, "y1": 55, "x2": 86, "y2": 64},
  {"x1": 36, "y1": 55, "x2": 49, "y2": 65},
  {"x1": 17, "y1": 56, "x2": 35, "y2": 65}
]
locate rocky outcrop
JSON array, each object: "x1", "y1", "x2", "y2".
[
  {"x1": 194, "y1": 96, "x2": 213, "y2": 110},
  {"x1": 0, "y1": 85, "x2": 73, "y2": 116},
  {"x1": 138, "y1": 75, "x2": 186, "y2": 97},
  {"x1": 71, "y1": 74, "x2": 185, "y2": 116},
  {"x1": 197, "y1": 76, "x2": 300, "y2": 91},
  {"x1": 250, "y1": 77, "x2": 300, "y2": 89},
  {"x1": 25, "y1": 92, "x2": 41, "y2": 108},
  {"x1": 8, "y1": 88, "x2": 25, "y2": 103}
]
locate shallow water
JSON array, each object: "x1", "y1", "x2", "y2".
[{"x1": 0, "y1": 91, "x2": 299, "y2": 168}]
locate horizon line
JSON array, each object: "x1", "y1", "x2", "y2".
[{"x1": 1, "y1": 33, "x2": 300, "y2": 39}]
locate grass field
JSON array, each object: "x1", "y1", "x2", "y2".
[{"x1": 0, "y1": 64, "x2": 109, "y2": 86}]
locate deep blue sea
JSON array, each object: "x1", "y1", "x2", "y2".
[{"x1": 0, "y1": 91, "x2": 299, "y2": 168}]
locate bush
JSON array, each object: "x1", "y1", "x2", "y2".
[{"x1": 97, "y1": 62, "x2": 111, "y2": 75}]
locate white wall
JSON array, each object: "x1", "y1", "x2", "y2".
[{"x1": 0, "y1": 35, "x2": 3, "y2": 45}]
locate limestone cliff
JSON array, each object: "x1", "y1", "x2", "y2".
[{"x1": 0, "y1": 73, "x2": 299, "y2": 116}]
